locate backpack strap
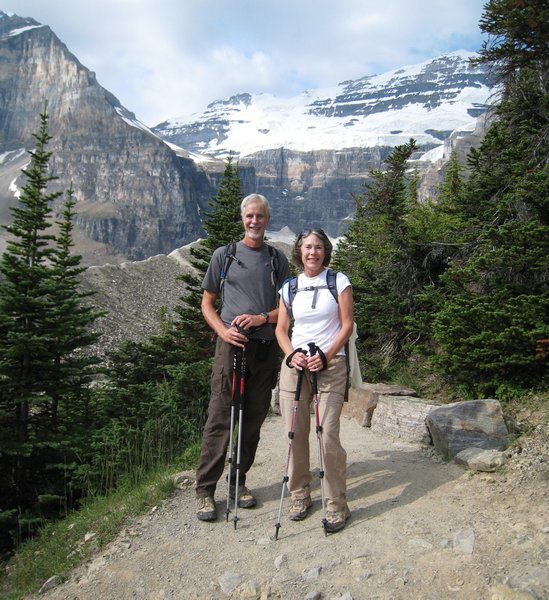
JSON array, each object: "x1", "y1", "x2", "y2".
[
  {"x1": 219, "y1": 242, "x2": 240, "y2": 312},
  {"x1": 284, "y1": 269, "x2": 339, "y2": 315},
  {"x1": 282, "y1": 276, "x2": 299, "y2": 317},
  {"x1": 325, "y1": 269, "x2": 338, "y2": 303},
  {"x1": 267, "y1": 244, "x2": 281, "y2": 288}
]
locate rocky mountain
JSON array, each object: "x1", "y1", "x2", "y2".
[
  {"x1": 0, "y1": 11, "x2": 230, "y2": 264},
  {"x1": 0, "y1": 11, "x2": 497, "y2": 263},
  {"x1": 154, "y1": 51, "x2": 496, "y2": 236},
  {"x1": 154, "y1": 51, "x2": 494, "y2": 158}
]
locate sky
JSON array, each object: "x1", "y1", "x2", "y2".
[{"x1": 1, "y1": 0, "x2": 488, "y2": 127}]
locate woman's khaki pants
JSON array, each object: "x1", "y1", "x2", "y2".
[{"x1": 279, "y1": 355, "x2": 348, "y2": 512}]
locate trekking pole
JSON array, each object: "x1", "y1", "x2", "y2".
[
  {"x1": 274, "y1": 349, "x2": 307, "y2": 540},
  {"x1": 308, "y1": 342, "x2": 328, "y2": 536},
  {"x1": 226, "y1": 348, "x2": 240, "y2": 522},
  {"x1": 233, "y1": 346, "x2": 247, "y2": 530}
]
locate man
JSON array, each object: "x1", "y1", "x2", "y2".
[{"x1": 195, "y1": 193, "x2": 290, "y2": 521}]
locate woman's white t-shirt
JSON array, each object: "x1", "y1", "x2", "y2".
[{"x1": 279, "y1": 269, "x2": 351, "y2": 356}]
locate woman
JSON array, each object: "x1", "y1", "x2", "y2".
[{"x1": 275, "y1": 228, "x2": 353, "y2": 533}]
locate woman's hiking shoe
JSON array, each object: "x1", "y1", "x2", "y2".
[
  {"x1": 196, "y1": 496, "x2": 217, "y2": 521},
  {"x1": 229, "y1": 485, "x2": 257, "y2": 508},
  {"x1": 288, "y1": 496, "x2": 312, "y2": 521},
  {"x1": 325, "y1": 505, "x2": 351, "y2": 532}
]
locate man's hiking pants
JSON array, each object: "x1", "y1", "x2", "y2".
[{"x1": 196, "y1": 336, "x2": 279, "y2": 499}]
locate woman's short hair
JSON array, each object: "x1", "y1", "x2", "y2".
[
  {"x1": 240, "y1": 194, "x2": 271, "y2": 220},
  {"x1": 292, "y1": 228, "x2": 333, "y2": 268}
]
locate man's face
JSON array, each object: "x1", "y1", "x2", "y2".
[{"x1": 242, "y1": 200, "x2": 269, "y2": 242}]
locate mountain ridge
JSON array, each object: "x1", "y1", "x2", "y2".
[
  {"x1": 1, "y1": 10, "x2": 495, "y2": 263},
  {"x1": 153, "y1": 50, "x2": 495, "y2": 159}
]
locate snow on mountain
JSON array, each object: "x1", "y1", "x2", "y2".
[{"x1": 154, "y1": 51, "x2": 495, "y2": 160}]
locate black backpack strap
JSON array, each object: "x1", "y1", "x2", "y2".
[
  {"x1": 326, "y1": 269, "x2": 339, "y2": 303},
  {"x1": 219, "y1": 242, "x2": 239, "y2": 312},
  {"x1": 282, "y1": 276, "x2": 298, "y2": 317},
  {"x1": 267, "y1": 244, "x2": 281, "y2": 288},
  {"x1": 344, "y1": 340, "x2": 350, "y2": 401}
]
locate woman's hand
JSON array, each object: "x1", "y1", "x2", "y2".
[
  {"x1": 289, "y1": 350, "x2": 308, "y2": 371},
  {"x1": 306, "y1": 353, "x2": 325, "y2": 372}
]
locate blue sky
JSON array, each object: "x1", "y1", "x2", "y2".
[{"x1": 1, "y1": 0, "x2": 488, "y2": 126}]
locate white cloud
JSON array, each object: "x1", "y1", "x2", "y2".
[{"x1": 2, "y1": 0, "x2": 488, "y2": 126}]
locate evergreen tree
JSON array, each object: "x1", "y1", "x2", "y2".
[
  {"x1": 402, "y1": 151, "x2": 469, "y2": 356},
  {"x1": 0, "y1": 108, "x2": 61, "y2": 528},
  {"x1": 175, "y1": 153, "x2": 244, "y2": 360},
  {"x1": 44, "y1": 186, "x2": 103, "y2": 421},
  {"x1": 333, "y1": 140, "x2": 421, "y2": 375},
  {"x1": 0, "y1": 109, "x2": 102, "y2": 549},
  {"x1": 430, "y1": 0, "x2": 549, "y2": 395}
]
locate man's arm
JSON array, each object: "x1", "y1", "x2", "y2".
[{"x1": 201, "y1": 290, "x2": 248, "y2": 348}]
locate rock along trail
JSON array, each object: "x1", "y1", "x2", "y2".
[{"x1": 34, "y1": 414, "x2": 549, "y2": 600}]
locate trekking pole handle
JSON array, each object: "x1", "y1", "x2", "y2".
[
  {"x1": 307, "y1": 342, "x2": 328, "y2": 371},
  {"x1": 307, "y1": 343, "x2": 319, "y2": 394}
]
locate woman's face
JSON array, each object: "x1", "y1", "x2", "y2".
[{"x1": 300, "y1": 233, "x2": 325, "y2": 275}]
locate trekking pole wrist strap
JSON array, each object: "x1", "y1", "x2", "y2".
[
  {"x1": 286, "y1": 348, "x2": 306, "y2": 368},
  {"x1": 317, "y1": 348, "x2": 328, "y2": 371}
]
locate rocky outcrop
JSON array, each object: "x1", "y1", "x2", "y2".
[
  {"x1": 343, "y1": 382, "x2": 418, "y2": 427},
  {"x1": 0, "y1": 12, "x2": 231, "y2": 262},
  {"x1": 454, "y1": 447, "x2": 507, "y2": 472},
  {"x1": 370, "y1": 395, "x2": 442, "y2": 445},
  {"x1": 240, "y1": 147, "x2": 391, "y2": 236}
]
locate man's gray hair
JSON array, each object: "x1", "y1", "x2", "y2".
[{"x1": 240, "y1": 193, "x2": 271, "y2": 220}]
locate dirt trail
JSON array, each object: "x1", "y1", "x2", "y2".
[{"x1": 34, "y1": 414, "x2": 548, "y2": 600}]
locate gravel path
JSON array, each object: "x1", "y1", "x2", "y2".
[{"x1": 34, "y1": 414, "x2": 549, "y2": 600}]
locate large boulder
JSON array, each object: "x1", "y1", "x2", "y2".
[
  {"x1": 426, "y1": 399, "x2": 509, "y2": 460},
  {"x1": 370, "y1": 395, "x2": 442, "y2": 445},
  {"x1": 342, "y1": 383, "x2": 417, "y2": 427}
]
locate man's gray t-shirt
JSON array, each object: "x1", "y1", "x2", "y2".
[{"x1": 202, "y1": 242, "x2": 290, "y2": 340}]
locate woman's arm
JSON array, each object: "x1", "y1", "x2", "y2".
[
  {"x1": 275, "y1": 298, "x2": 308, "y2": 370},
  {"x1": 275, "y1": 298, "x2": 293, "y2": 356}
]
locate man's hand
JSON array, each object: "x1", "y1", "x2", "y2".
[
  {"x1": 220, "y1": 324, "x2": 249, "y2": 349},
  {"x1": 231, "y1": 313, "x2": 265, "y2": 331}
]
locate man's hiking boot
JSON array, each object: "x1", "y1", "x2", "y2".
[
  {"x1": 196, "y1": 496, "x2": 217, "y2": 521},
  {"x1": 288, "y1": 496, "x2": 312, "y2": 521},
  {"x1": 325, "y1": 505, "x2": 351, "y2": 533},
  {"x1": 229, "y1": 485, "x2": 257, "y2": 508}
]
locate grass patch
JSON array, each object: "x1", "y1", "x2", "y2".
[
  {"x1": 0, "y1": 469, "x2": 178, "y2": 600},
  {"x1": 177, "y1": 440, "x2": 202, "y2": 470}
]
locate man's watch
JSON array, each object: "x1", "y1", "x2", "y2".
[{"x1": 261, "y1": 311, "x2": 269, "y2": 323}]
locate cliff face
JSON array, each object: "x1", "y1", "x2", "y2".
[
  {"x1": 239, "y1": 147, "x2": 390, "y2": 236},
  {"x1": 0, "y1": 13, "x2": 225, "y2": 263}
]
